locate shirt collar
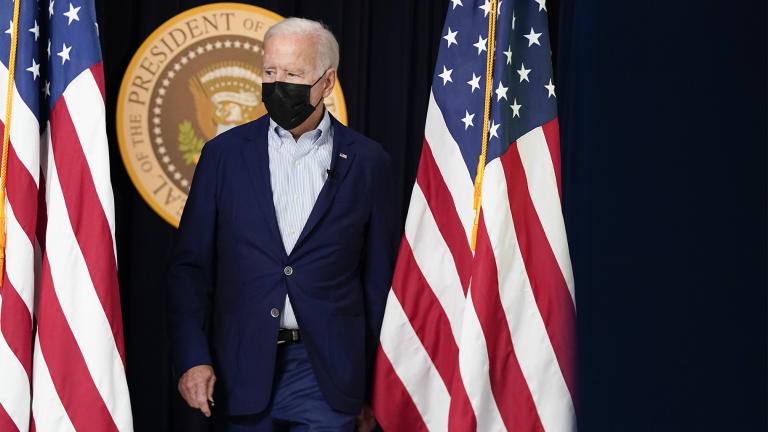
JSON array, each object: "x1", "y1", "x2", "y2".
[{"x1": 269, "y1": 108, "x2": 332, "y2": 147}]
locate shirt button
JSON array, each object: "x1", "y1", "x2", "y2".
[
  {"x1": 283, "y1": 265, "x2": 294, "y2": 276},
  {"x1": 271, "y1": 308, "x2": 280, "y2": 318}
]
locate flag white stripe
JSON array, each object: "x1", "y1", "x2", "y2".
[
  {"x1": 62, "y1": 70, "x2": 117, "y2": 258},
  {"x1": 0, "y1": 178, "x2": 34, "y2": 432},
  {"x1": 43, "y1": 129, "x2": 133, "y2": 430},
  {"x1": 0, "y1": 293, "x2": 30, "y2": 432},
  {"x1": 482, "y1": 159, "x2": 576, "y2": 431},
  {"x1": 0, "y1": 62, "x2": 41, "y2": 187},
  {"x1": 404, "y1": 184, "x2": 465, "y2": 342},
  {"x1": 379, "y1": 290, "x2": 450, "y2": 431},
  {"x1": 457, "y1": 291, "x2": 506, "y2": 432},
  {"x1": 32, "y1": 333, "x2": 77, "y2": 432},
  {"x1": 0, "y1": 48, "x2": 38, "y2": 432},
  {"x1": 4, "y1": 199, "x2": 35, "y2": 313},
  {"x1": 425, "y1": 91, "x2": 476, "y2": 245},
  {"x1": 517, "y1": 127, "x2": 576, "y2": 303}
]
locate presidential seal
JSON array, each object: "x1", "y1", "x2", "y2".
[{"x1": 116, "y1": 3, "x2": 348, "y2": 227}]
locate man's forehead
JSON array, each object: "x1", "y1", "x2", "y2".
[
  {"x1": 264, "y1": 33, "x2": 317, "y2": 56},
  {"x1": 264, "y1": 35, "x2": 319, "y2": 72}
]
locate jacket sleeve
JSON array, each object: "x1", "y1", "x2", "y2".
[
  {"x1": 167, "y1": 143, "x2": 219, "y2": 379},
  {"x1": 362, "y1": 151, "x2": 399, "y2": 398}
]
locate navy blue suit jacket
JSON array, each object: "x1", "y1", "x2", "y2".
[{"x1": 167, "y1": 115, "x2": 397, "y2": 415}]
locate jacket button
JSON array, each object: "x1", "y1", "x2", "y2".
[
  {"x1": 283, "y1": 265, "x2": 293, "y2": 276},
  {"x1": 270, "y1": 308, "x2": 280, "y2": 318}
]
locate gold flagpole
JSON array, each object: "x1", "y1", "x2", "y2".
[{"x1": 0, "y1": 0, "x2": 23, "y2": 287}]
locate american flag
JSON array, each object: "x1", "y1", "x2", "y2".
[
  {"x1": 372, "y1": 0, "x2": 576, "y2": 430},
  {"x1": 0, "y1": 0, "x2": 132, "y2": 430}
]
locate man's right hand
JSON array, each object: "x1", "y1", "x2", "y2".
[{"x1": 178, "y1": 365, "x2": 216, "y2": 417}]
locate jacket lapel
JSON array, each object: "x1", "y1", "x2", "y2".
[
  {"x1": 242, "y1": 117, "x2": 287, "y2": 259},
  {"x1": 292, "y1": 117, "x2": 355, "y2": 254}
]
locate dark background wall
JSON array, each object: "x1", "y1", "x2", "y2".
[
  {"x1": 557, "y1": 1, "x2": 766, "y2": 429},
  {"x1": 95, "y1": 0, "x2": 766, "y2": 430}
]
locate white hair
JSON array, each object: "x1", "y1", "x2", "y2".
[{"x1": 264, "y1": 17, "x2": 340, "y2": 77}]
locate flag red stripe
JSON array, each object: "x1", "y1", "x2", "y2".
[
  {"x1": 501, "y1": 144, "x2": 577, "y2": 401},
  {"x1": 372, "y1": 346, "x2": 429, "y2": 432},
  {"x1": 6, "y1": 143, "x2": 38, "y2": 242},
  {"x1": 417, "y1": 139, "x2": 473, "y2": 292},
  {"x1": 391, "y1": 240, "x2": 458, "y2": 386},
  {"x1": 0, "y1": 403, "x2": 19, "y2": 432},
  {"x1": 0, "y1": 275, "x2": 32, "y2": 378},
  {"x1": 448, "y1": 369, "x2": 478, "y2": 432},
  {"x1": 390, "y1": 240, "x2": 476, "y2": 429},
  {"x1": 89, "y1": 63, "x2": 106, "y2": 102},
  {"x1": 0, "y1": 129, "x2": 39, "y2": 382},
  {"x1": 541, "y1": 119, "x2": 562, "y2": 200},
  {"x1": 36, "y1": 255, "x2": 119, "y2": 432},
  {"x1": 36, "y1": 167, "x2": 48, "y2": 246},
  {"x1": 49, "y1": 100, "x2": 125, "y2": 364},
  {"x1": 472, "y1": 215, "x2": 544, "y2": 430},
  {"x1": 0, "y1": 122, "x2": 38, "y2": 243}
]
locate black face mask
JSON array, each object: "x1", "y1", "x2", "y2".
[{"x1": 262, "y1": 71, "x2": 327, "y2": 131}]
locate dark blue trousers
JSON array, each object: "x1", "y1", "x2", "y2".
[{"x1": 219, "y1": 343, "x2": 356, "y2": 432}]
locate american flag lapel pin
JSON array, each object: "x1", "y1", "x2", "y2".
[{"x1": 339, "y1": 152, "x2": 348, "y2": 159}]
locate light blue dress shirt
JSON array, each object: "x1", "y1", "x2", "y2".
[{"x1": 268, "y1": 110, "x2": 334, "y2": 329}]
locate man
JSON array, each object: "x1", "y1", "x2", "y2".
[{"x1": 167, "y1": 17, "x2": 396, "y2": 431}]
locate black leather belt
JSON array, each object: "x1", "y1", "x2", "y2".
[{"x1": 277, "y1": 329, "x2": 301, "y2": 345}]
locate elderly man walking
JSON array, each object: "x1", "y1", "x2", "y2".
[{"x1": 167, "y1": 17, "x2": 396, "y2": 431}]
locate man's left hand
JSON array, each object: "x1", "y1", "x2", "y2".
[{"x1": 356, "y1": 405, "x2": 376, "y2": 432}]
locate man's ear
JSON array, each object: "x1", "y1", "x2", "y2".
[{"x1": 323, "y1": 69, "x2": 337, "y2": 98}]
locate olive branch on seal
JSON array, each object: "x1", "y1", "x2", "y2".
[{"x1": 178, "y1": 120, "x2": 205, "y2": 165}]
